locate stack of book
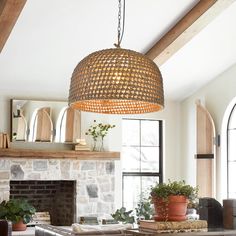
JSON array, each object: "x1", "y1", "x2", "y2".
[
  {"x1": 74, "y1": 139, "x2": 90, "y2": 151},
  {"x1": 0, "y1": 133, "x2": 10, "y2": 148},
  {"x1": 28, "y1": 212, "x2": 51, "y2": 226},
  {"x1": 74, "y1": 144, "x2": 90, "y2": 151},
  {"x1": 79, "y1": 216, "x2": 99, "y2": 225},
  {"x1": 139, "y1": 220, "x2": 208, "y2": 233}
]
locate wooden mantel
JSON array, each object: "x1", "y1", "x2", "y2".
[{"x1": 0, "y1": 148, "x2": 120, "y2": 160}]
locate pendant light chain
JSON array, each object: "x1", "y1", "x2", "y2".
[{"x1": 115, "y1": 0, "x2": 125, "y2": 48}]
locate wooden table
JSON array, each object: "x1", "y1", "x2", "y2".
[{"x1": 125, "y1": 229, "x2": 236, "y2": 236}]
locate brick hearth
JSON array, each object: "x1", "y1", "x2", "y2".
[{"x1": 10, "y1": 180, "x2": 76, "y2": 225}]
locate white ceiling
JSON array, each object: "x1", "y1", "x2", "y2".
[
  {"x1": 0, "y1": 0, "x2": 235, "y2": 101},
  {"x1": 161, "y1": 0, "x2": 236, "y2": 101}
]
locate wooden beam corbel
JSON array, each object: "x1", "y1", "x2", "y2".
[
  {"x1": 0, "y1": 0, "x2": 26, "y2": 53},
  {"x1": 146, "y1": 0, "x2": 235, "y2": 65}
]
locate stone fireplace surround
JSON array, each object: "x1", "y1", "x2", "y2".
[{"x1": 0, "y1": 150, "x2": 118, "y2": 225}]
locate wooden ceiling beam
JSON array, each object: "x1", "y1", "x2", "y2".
[
  {"x1": 146, "y1": 0, "x2": 235, "y2": 66},
  {"x1": 0, "y1": 0, "x2": 26, "y2": 53}
]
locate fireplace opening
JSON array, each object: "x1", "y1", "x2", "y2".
[{"x1": 10, "y1": 180, "x2": 76, "y2": 226}]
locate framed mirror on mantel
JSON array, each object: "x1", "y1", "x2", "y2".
[{"x1": 10, "y1": 99, "x2": 81, "y2": 144}]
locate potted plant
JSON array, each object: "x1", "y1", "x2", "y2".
[
  {"x1": 111, "y1": 207, "x2": 135, "y2": 224},
  {"x1": 0, "y1": 198, "x2": 36, "y2": 231},
  {"x1": 150, "y1": 180, "x2": 198, "y2": 221}
]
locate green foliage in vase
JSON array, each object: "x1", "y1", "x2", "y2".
[
  {"x1": 85, "y1": 120, "x2": 115, "y2": 146},
  {"x1": 0, "y1": 198, "x2": 36, "y2": 224},
  {"x1": 111, "y1": 207, "x2": 135, "y2": 224}
]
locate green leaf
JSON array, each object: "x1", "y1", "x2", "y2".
[
  {"x1": 111, "y1": 207, "x2": 134, "y2": 223},
  {"x1": 0, "y1": 198, "x2": 35, "y2": 223}
]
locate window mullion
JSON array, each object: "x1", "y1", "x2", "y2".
[{"x1": 139, "y1": 119, "x2": 142, "y2": 194}]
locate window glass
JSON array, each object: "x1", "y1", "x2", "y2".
[
  {"x1": 122, "y1": 147, "x2": 140, "y2": 172},
  {"x1": 228, "y1": 106, "x2": 236, "y2": 129},
  {"x1": 122, "y1": 119, "x2": 139, "y2": 146},
  {"x1": 141, "y1": 120, "x2": 159, "y2": 146},
  {"x1": 123, "y1": 175, "x2": 159, "y2": 210},
  {"x1": 141, "y1": 147, "x2": 159, "y2": 172},
  {"x1": 228, "y1": 130, "x2": 236, "y2": 161},
  {"x1": 227, "y1": 104, "x2": 236, "y2": 198},
  {"x1": 122, "y1": 119, "x2": 163, "y2": 209},
  {"x1": 228, "y1": 162, "x2": 236, "y2": 194}
]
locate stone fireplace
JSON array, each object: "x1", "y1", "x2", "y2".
[{"x1": 0, "y1": 152, "x2": 117, "y2": 225}]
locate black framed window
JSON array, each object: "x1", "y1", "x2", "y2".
[
  {"x1": 227, "y1": 104, "x2": 236, "y2": 198},
  {"x1": 121, "y1": 118, "x2": 163, "y2": 209}
]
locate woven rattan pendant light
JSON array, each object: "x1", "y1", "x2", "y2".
[{"x1": 69, "y1": 0, "x2": 164, "y2": 114}]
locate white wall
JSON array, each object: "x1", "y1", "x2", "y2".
[
  {"x1": 0, "y1": 88, "x2": 181, "y2": 208},
  {"x1": 180, "y1": 63, "x2": 236, "y2": 202},
  {"x1": 80, "y1": 100, "x2": 182, "y2": 207}
]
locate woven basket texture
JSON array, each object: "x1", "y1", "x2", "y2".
[{"x1": 69, "y1": 48, "x2": 164, "y2": 114}]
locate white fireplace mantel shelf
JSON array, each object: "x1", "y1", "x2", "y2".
[{"x1": 0, "y1": 148, "x2": 120, "y2": 160}]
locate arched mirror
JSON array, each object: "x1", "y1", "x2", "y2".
[{"x1": 11, "y1": 99, "x2": 81, "y2": 143}]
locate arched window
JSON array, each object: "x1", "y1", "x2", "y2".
[{"x1": 227, "y1": 103, "x2": 236, "y2": 198}]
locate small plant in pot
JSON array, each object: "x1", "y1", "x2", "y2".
[
  {"x1": 111, "y1": 207, "x2": 135, "y2": 224},
  {"x1": 150, "y1": 180, "x2": 198, "y2": 222},
  {"x1": 0, "y1": 198, "x2": 36, "y2": 231}
]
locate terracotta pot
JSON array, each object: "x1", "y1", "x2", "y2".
[
  {"x1": 152, "y1": 195, "x2": 188, "y2": 221},
  {"x1": 12, "y1": 220, "x2": 27, "y2": 231}
]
